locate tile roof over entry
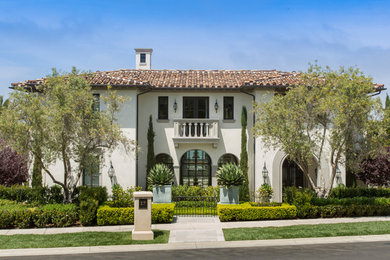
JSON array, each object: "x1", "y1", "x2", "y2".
[
  {"x1": 11, "y1": 69, "x2": 385, "y2": 91},
  {"x1": 11, "y1": 69, "x2": 302, "y2": 89}
]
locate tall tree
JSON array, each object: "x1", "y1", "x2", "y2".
[
  {"x1": 253, "y1": 64, "x2": 385, "y2": 198},
  {"x1": 239, "y1": 106, "x2": 250, "y2": 201},
  {"x1": 0, "y1": 68, "x2": 132, "y2": 202},
  {"x1": 386, "y1": 94, "x2": 390, "y2": 110},
  {"x1": 146, "y1": 115, "x2": 156, "y2": 188},
  {"x1": 0, "y1": 139, "x2": 28, "y2": 186}
]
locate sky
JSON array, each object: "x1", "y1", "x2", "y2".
[{"x1": 1, "y1": 0, "x2": 390, "y2": 101}]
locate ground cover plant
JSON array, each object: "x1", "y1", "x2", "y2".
[
  {"x1": 0, "y1": 230, "x2": 169, "y2": 249},
  {"x1": 223, "y1": 221, "x2": 390, "y2": 241}
]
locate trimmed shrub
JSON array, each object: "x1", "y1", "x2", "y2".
[
  {"x1": 78, "y1": 186, "x2": 107, "y2": 206},
  {"x1": 40, "y1": 204, "x2": 78, "y2": 227},
  {"x1": 0, "y1": 185, "x2": 63, "y2": 204},
  {"x1": 97, "y1": 203, "x2": 175, "y2": 225},
  {"x1": 311, "y1": 197, "x2": 390, "y2": 206},
  {"x1": 296, "y1": 205, "x2": 321, "y2": 219},
  {"x1": 152, "y1": 203, "x2": 175, "y2": 223},
  {"x1": 80, "y1": 198, "x2": 99, "y2": 226},
  {"x1": 329, "y1": 187, "x2": 390, "y2": 199},
  {"x1": 172, "y1": 185, "x2": 219, "y2": 200},
  {"x1": 249, "y1": 202, "x2": 283, "y2": 207},
  {"x1": 217, "y1": 203, "x2": 297, "y2": 222}
]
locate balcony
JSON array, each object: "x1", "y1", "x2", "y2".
[{"x1": 173, "y1": 119, "x2": 219, "y2": 148}]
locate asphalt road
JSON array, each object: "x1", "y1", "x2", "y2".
[{"x1": 4, "y1": 241, "x2": 390, "y2": 260}]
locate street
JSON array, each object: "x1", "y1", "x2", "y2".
[{"x1": 4, "y1": 241, "x2": 390, "y2": 260}]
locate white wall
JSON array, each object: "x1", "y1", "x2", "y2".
[{"x1": 137, "y1": 90, "x2": 254, "y2": 190}]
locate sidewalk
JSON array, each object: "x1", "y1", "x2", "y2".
[{"x1": 1, "y1": 216, "x2": 390, "y2": 257}]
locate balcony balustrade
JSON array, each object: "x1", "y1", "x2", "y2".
[{"x1": 173, "y1": 119, "x2": 219, "y2": 148}]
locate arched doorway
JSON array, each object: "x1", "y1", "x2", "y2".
[
  {"x1": 282, "y1": 157, "x2": 308, "y2": 188},
  {"x1": 155, "y1": 153, "x2": 174, "y2": 171},
  {"x1": 180, "y1": 149, "x2": 211, "y2": 187}
]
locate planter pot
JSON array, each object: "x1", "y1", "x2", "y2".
[
  {"x1": 219, "y1": 186, "x2": 239, "y2": 204},
  {"x1": 153, "y1": 185, "x2": 172, "y2": 203}
]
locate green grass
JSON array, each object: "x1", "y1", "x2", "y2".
[
  {"x1": 224, "y1": 221, "x2": 390, "y2": 241},
  {"x1": 0, "y1": 230, "x2": 169, "y2": 249}
]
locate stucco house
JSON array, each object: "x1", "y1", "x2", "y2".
[{"x1": 13, "y1": 48, "x2": 356, "y2": 202}]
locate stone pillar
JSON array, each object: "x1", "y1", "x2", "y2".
[{"x1": 132, "y1": 191, "x2": 153, "y2": 240}]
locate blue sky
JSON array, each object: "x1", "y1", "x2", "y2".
[{"x1": 1, "y1": 0, "x2": 389, "y2": 101}]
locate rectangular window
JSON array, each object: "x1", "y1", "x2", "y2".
[
  {"x1": 92, "y1": 94, "x2": 100, "y2": 112},
  {"x1": 140, "y1": 53, "x2": 146, "y2": 63},
  {"x1": 223, "y1": 97, "x2": 234, "y2": 120},
  {"x1": 82, "y1": 157, "x2": 100, "y2": 187},
  {"x1": 183, "y1": 97, "x2": 209, "y2": 118},
  {"x1": 158, "y1": 96, "x2": 169, "y2": 120}
]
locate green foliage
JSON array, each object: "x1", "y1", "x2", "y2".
[
  {"x1": 311, "y1": 197, "x2": 390, "y2": 206},
  {"x1": 217, "y1": 203, "x2": 297, "y2": 222},
  {"x1": 79, "y1": 198, "x2": 99, "y2": 226},
  {"x1": 0, "y1": 68, "x2": 132, "y2": 202},
  {"x1": 257, "y1": 183, "x2": 273, "y2": 202},
  {"x1": 146, "y1": 115, "x2": 156, "y2": 187},
  {"x1": 253, "y1": 64, "x2": 386, "y2": 197},
  {"x1": 172, "y1": 185, "x2": 219, "y2": 199},
  {"x1": 239, "y1": 106, "x2": 249, "y2": 202},
  {"x1": 97, "y1": 203, "x2": 175, "y2": 225},
  {"x1": 78, "y1": 186, "x2": 107, "y2": 206},
  {"x1": 0, "y1": 185, "x2": 63, "y2": 204},
  {"x1": 31, "y1": 152, "x2": 42, "y2": 188},
  {"x1": 148, "y1": 164, "x2": 174, "y2": 186},
  {"x1": 217, "y1": 163, "x2": 244, "y2": 188},
  {"x1": 249, "y1": 202, "x2": 282, "y2": 207},
  {"x1": 0, "y1": 203, "x2": 78, "y2": 229},
  {"x1": 283, "y1": 187, "x2": 315, "y2": 207},
  {"x1": 109, "y1": 184, "x2": 142, "y2": 207},
  {"x1": 329, "y1": 186, "x2": 390, "y2": 198}
]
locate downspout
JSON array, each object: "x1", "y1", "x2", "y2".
[
  {"x1": 240, "y1": 88, "x2": 256, "y2": 199},
  {"x1": 136, "y1": 88, "x2": 152, "y2": 187}
]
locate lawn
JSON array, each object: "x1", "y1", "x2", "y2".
[
  {"x1": 223, "y1": 221, "x2": 390, "y2": 241},
  {"x1": 0, "y1": 230, "x2": 169, "y2": 249}
]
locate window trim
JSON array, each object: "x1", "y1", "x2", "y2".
[
  {"x1": 223, "y1": 96, "x2": 234, "y2": 120},
  {"x1": 158, "y1": 96, "x2": 169, "y2": 120}
]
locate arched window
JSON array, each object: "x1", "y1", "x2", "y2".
[
  {"x1": 217, "y1": 153, "x2": 238, "y2": 169},
  {"x1": 282, "y1": 156, "x2": 306, "y2": 188},
  {"x1": 155, "y1": 153, "x2": 174, "y2": 171},
  {"x1": 180, "y1": 150, "x2": 211, "y2": 187}
]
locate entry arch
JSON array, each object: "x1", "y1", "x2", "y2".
[{"x1": 180, "y1": 149, "x2": 212, "y2": 187}]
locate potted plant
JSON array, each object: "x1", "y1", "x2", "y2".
[
  {"x1": 257, "y1": 183, "x2": 273, "y2": 203},
  {"x1": 217, "y1": 163, "x2": 244, "y2": 204},
  {"x1": 148, "y1": 164, "x2": 175, "y2": 203}
]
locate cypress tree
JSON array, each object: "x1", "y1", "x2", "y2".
[
  {"x1": 239, "y1": 106, "x2": 250, "y2": 201},
  {"x1": 386, "y1": 94, "x2": 390, "y2": 110},
  {"x1": 146, "y1": 115, "x2": 156, "y2": 188}
]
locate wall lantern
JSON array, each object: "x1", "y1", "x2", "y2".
[
  {"x1": 262, "y1": 162, "x2": 269, "y2": 182},
  {"x1": 214, "y1": 100, "x2": 219, "y2": 113},
  {"x1": 173, "y1": 100, "x2": 177, "y2": 113},
  {"x1": 107, "y1": 161, "x2": 116, "y2": 185}
]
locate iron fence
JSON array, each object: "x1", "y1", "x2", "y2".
[{"x1": 173, "y1": 196, "x2": 218, "y2": 216}]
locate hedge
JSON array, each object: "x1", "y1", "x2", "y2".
[
  {"x1": 0, "y1": 185, "x2": 63, "y2": 204},
  {"x1": 297, "y1": 204, "x2": 390, "y2": 219},
  {"x1": 97, "y1": 203, "x2": 175, "y2": 225},
  {"x1": 311, "y1": 197, "x2": 390, "y2": 206},
  {"x1": 0, "y1": 203, "x2": 78, "y2": 229},
  {"x1": 217, "y1": 203, "x2": 297, "y2": 222},
  {"x1": 330, "y1": 187, "x2": 390, "y2": 199}
]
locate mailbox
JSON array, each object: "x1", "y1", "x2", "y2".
[{"x1": 132, "y1": 191, "x2": 153, "y2": 240}]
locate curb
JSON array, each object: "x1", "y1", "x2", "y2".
[{"x1": 1, "y1": 234, "x2": 390, "y2": 257}]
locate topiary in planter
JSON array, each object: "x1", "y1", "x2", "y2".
[
  {"x1": 148, "y1": 164, "x2": 175, "y2": 203},
  {"x1": 217, "y1": 163, "x2": 244, "y2": 204},
  {"x1": 217, "y1": 163, "x2": 244, "y2": 188}
]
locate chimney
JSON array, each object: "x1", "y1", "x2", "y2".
[{"x1": 134, "y1": 48, "x2": 153, "y2": 70}]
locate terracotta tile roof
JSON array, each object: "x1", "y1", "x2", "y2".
[
  {"x1": 11, "y1": 69, "x2": 302, "y2": 89},
  {"x1": 11, "y1": 69, "x2": 385, "y2": 91}
]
